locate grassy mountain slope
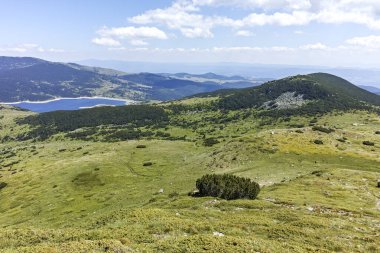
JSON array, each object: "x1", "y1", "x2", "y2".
[
  {"x1": 309, "y1": 73, "x2": 380, "y2": 105},
  {"x1": 0, "y1": 73, "x2": 379, "y2": 252},
  {"x1": 191, "y1": 73, "x2": 380, "y2": 117}
]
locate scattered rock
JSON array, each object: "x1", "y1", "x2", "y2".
[
  {"x1": 204, "y1": 199, "x2": 220, "y2": 206},
  {"x1": 158, "y1": 188, "x2": 164, "y2": 194},
  {"x1": 213, "y1": 231, "x2": 225, "y2": 237}
]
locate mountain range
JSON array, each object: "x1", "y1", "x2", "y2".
[
  {"x1": 79, "y1": 59, "x2": 380, "y2": 88},
  {"x1": 0, "y1": 57, "x2": 262, "y2": 103}
]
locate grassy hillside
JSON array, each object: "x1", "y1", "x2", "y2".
[{"x1": 0, "y1": 74, "x2": 379, "y2": 252}]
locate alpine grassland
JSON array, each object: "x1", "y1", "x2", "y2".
[{"x1": 0, "y1": 74, "x2": 379, "y2": 252}]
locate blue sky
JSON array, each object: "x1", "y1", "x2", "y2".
[{"x1": 2, "y1": 0, "x2": 380, "y2": 67}]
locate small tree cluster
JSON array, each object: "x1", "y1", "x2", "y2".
[{"x1": 195, "y1": 174, "x2": 260, "y2": 200}]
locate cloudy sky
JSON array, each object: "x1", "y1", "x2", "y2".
[{"x1": 2, "y1": 0, "x2": 380, "y2": 67}]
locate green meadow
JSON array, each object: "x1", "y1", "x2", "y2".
[{"x1": 0, "y1": 100, "x2": 379, "y2": 252}]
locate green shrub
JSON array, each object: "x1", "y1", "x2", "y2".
[
  {"x1": 314, "y1": 140, "x2": 324, "y2": 145},
  {"x1": 312, "y1": 126, "x2": 335, "y2": 134},
  {"x1": 195, "y1": 174, "x2": 260, "y2": 200},
  {"x1": 143, "y1": 162, "x2": 153, "y2": 167},
  {"x1": 363, "y1": 141, "x2": 375, "y2": 146},
  {"x1": 375, "y1": 131, "x2": 380, "y2": 135},
  {"x1": 0, "y1": 182, "x2": 7, "y2": 190},
  {"x1": 337, "y1": 137, "x2": 347, "y2": 143},
  {"x1": 310, "y1": 118, "x2": 318, "y2": 124},
  {"x1": 136, "y1": 144, "x2": 147, "y2": 149},
  {"x1": 203, "y1": 138, "x2": 219, "y2": 147}
]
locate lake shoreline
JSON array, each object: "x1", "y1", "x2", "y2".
[
  {"x1": 1, "y1": 97, "x2": 141, "y2": 113},
  {"x1": 1, "y1": 96, "x2": 137, "y2": 105}
]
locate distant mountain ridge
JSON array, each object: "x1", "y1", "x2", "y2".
[
  {"x1": 0, "y1": 57, "x2": 261, "y2": 102},
  {"x1": 359, "y1": 85, "x2": 380, "y2": 95}
]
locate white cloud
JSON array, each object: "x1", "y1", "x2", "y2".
[
  {"x1": 300, "y1": 42, "x2": 329, "y2": 50},
  {"x1": 0, "y1": 44, "x2": 64, "y2": 53},
  {"x1": 129, "y1": 4, "x2": 215, "y2": 38},
  {"x1": 93, "y1": 26, "x2": 168, "y2": 48},
  {"x1": 235, "y1": 30, "x2": 254, "y2": 37},
  {"x1": 191, "y1": 0, "x2": 312, "y2": 11},
  {"x1": 127, "y1": 0, "x2": 380, "y2": 40},
  {"x1": 92, "y1": 37, "x2": 121, "y2": 46},
  {"x1": 130, "y1": 39, "x2": 149, "y2": 46},
  {"x1": 346, "y1": 35, "x2": 380, "y2": 49},
  {"x1": 98, "y1": 26, "x2": 168, "y2": 40}
]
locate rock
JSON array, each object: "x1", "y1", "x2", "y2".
[
  {"x1": 204, "y1": 199, "x2": 220, "y2": 206},
  {"x1": 307, "y1": 207, "x2": 314, "y2": 212},
  {"x1": 159, "y1": 188, "x2": 164, "y2": 194},
  {"x1": 213, "y1": 231, "x2": 224, "y2": 237}
]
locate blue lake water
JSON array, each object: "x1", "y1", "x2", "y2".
[{"x1": 5, "y1": 97, "x2": 130, "y2": 113}]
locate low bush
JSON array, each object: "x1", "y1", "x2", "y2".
[
  {"x1": 363, "y1": 141, "x2": 375, "y2": 146},
  {"x1": 136, "y1": 144, "x2": 147, "y2": 149},
  {"x1": 314, "y1": 139, "x2": 324, "y2": 145},
  {"x1": 312, "y1": 126, "x2": 335, "y2": 134},
  {"x1": 203, "y1": 138, "x2": 219, "y2": 147},
  {"x1": 0, "y1": 182, "x2": 8, "y2": 190},
  {"x1": 375, "y1": 131, "x2": 380, "y2": 135},
  {"x1": 194, "y1": 174, "x2": 260, "y2": 200},
  {"x1": 143, "y1": 162, "x2": 153, "y2": 167}
]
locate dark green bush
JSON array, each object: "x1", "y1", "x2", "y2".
[
  {"x1": 375, "y1": 131, "x2": 380, "y2": 135},
  {"x1": 0, "y1": 182, "x2": 8, "y2": 190},
  {"x1": 363, "y1": 141, "x2": 375, "y2": 146},
  {"x1": 143, "y1": 162, "x2": 153, "y2": 167},
  {"x1": 314, "y1": 140, "x2": 324, "y2": 145},
  {"x1": 337, "y1": 137, "x2": 347, "y2": 143},
  {"x1": 136, "y1": 144, "x2": 147, "y2": 148},
  {"x1": 310, "y1": 119, "x2": 318, "y2": 124},
  {"x1": 195, "y1": 174, "x2": 260, "y2": 200},
  {"x1": 312, "y1": 126, "x2": 335, "y2": 134},
  {"x1": 203, "y1": 137, "x2": 219, "y2": 147}
]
